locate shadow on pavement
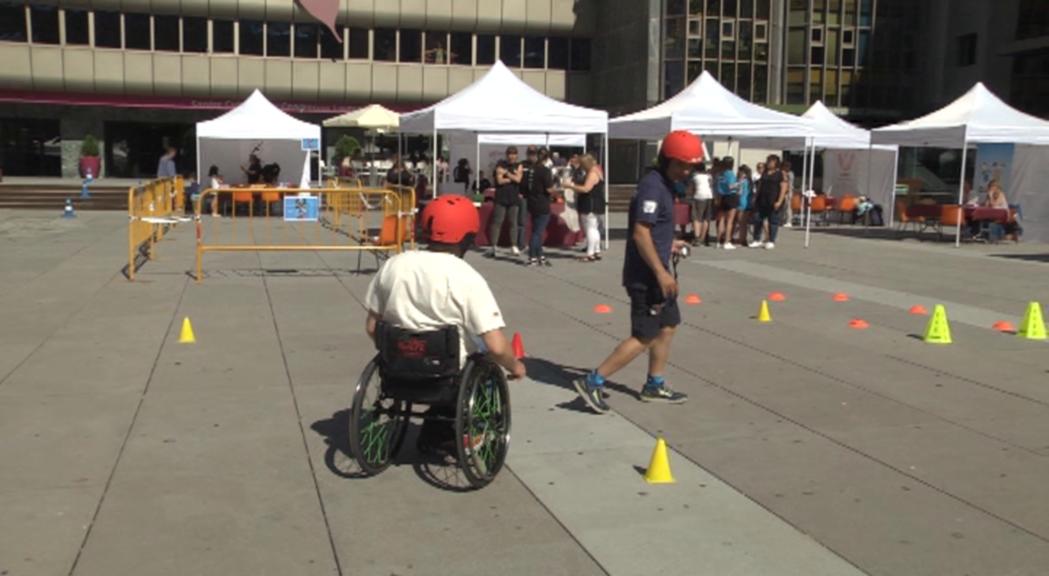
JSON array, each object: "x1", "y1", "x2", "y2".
[
  {"x1": 524, "y1": 357, "x2": 640, "y2": 402},
  {"x1": 990, "y1": 253, "x2": 1049, "y2": 264}
]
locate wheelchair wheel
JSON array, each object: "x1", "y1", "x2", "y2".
[
  {"x1": 455, "y1": 357, "x2": 511, "y2": 489},
  {"x1": 349, "y1": 356, "x2": 410, "y2": 476}
]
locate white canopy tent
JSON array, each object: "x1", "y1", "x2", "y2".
[
  {"x1": 323, "y1": 104, "x2": 400, "y2": 186},
  {"x1": 801, "y1": 101, "x2": 899, "y2": 246},
  {"x1": 399, "y1": 61, "x2": 610, "y2": 245},
  {"x1": 446, "y1": 132, "x2": 587, "y2": 193},
  {"x1": 872, "y1": 82, "x2": 1049, "y2": 245},
  {"x1": 197, "y1": 90, "x2": 320, "y2": 189}
]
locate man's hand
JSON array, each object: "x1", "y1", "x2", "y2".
[
  {"x1": 672, "y1": 239, "x2": 689, "y2": 256},
  {"x1": 657, "y1": 270, "x2": 678, "y2": 299},
  {"x1": 508, "y1": 360, "x2": 527, "y2": 380}
]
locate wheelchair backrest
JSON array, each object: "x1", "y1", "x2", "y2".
[{"x1": 376, "y1": 322, "x2": 461, "y2": 381}]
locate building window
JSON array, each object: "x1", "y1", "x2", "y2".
[
  {"x1": 1016, "y1": 0, "x2": 1049, "y2": 40},
  {"x1": 267, "y1": 22, "x2": 291, "y2": 57},
  {"x1": 721, "y1": 63, "x2": 735, "y2": 89},
  {"x1": 94, "y1": 11, "x2": 121, "y2": 48},
  {"x1": 859, "y1": 0, "x2": 873, "y2": 26},
  {"x1": 501, "y1": 35, "x2": 522, "y2": 67},
  {"x1": 708, "y1": 0, "x2": 721, "y2": 15},
  {"x1": 740, "y1": 0, "x2": 753, "y2": 18},
  {"x1": 213, "y1": 20, "x2": 235, "y2": 53},
  {"x1": 842, "y1": 28, "x2": 855, "y2": 47},
  {"x1": 789, "y1": 0, "x2": 808, "y2": 26},
  {"x1": 320, "y1": 25, "x2": 343, "y2": 59},
  {"x1": 240, "y1": 20, "x2": 264, "y2": 56},
  {"x1": 809, "y1": 68, "x2": 822, "y2": 104},
  {"x1": 787, "y1": 27, "x2": 805, "y2": 64},
  {"x1": 374, "y1": 28, "x2": 396, "y2": 61},
  {"x1": 548, "y1": 37, "x2": 569, "y2": 70},
  {"x1": 665, "y1": 17, "x2": 685, "y2": 60},
  {"x1": 425, "y1": 31, "x2": 447, "y2": 64},
  {"x1": 811, "y1": 46, "x2": 824, "y2": 64},
  {"x1": 29, "y1": 5, "x2": 59, "y2": 44},
  {"x1": 688, "y1": 18, "x2": 701, "y2": 37},
  {"x1": 688, "y1": 60, "x2": 702, "y2": 81},
  {"x1": 811, "y1": 26, "x2": 824, "y2": 45},
  {"x1": 688, "y1": 38, "x2": 702, "y2": 58},
  {"x1": 721, "y1": 19, "x2": 735, "y2": 41},
  {"x1": 689, "y1": 0, "x2": 703, "y2": 15},
  {"x1": 183, "y1": 17, "x2": 207, "y2": 53},
  {"x1": 736, "y1": 63, "x2": 751, "y2": 99},
  {"x1": 756, "y1": 0, "x2": 771, "y2": 20},
  {"x1": 705, "y1": 18, "x2": 720, "y2": 58},
  {"x1": 400, "y1": 29, "x2": 422, "y2": 62},
  {"x1": 65, "y1": 9, "x2": 89, "y2": 45},
  {"x1": 787, "y1": 68, "x2": 805, "y2": 104},
  {"x1": 666, "y1": 0, "x2": 686, "y2": 17},
  {"x1": 957, "y1": 33, "x2": 977, "y2": 67},
  {"x1": 570, "y1": 38, "x2": 591, "y2": 71},
  {"x1": 738, "y1": 21, "x2": 752, "y2": 58},
  {"x1": 755, "y1": 41, "x2": 768, "y2": 61},
  {"x1": 857, "y1": 29, "x2": 869, "y2": 65},
  {"x1": 754, "y1": 64, "x2": 768, "y2": 103},
  {"x1": 348, "y1": 27, "x2": 369, "y2": 59},
  {"x1": 450, "y1": 32, "x2": 472, "y2": 65},
  {"x1": 754, "y1": 21, "x2": 768, "y2": 42},
  {"x1": 155, "y1": 15, "x2": 180, "y2": 52},
  {"x1": 524, "y1": 36, "x2": 545, "y2": 68},
  {"x1": 0, "y1": 118, "x2": 61, "y2": 177},
  {"x1": 124, "y1": 13, "x2": 151, "y2": 50},
  {"x1": 664, "y1": 61, "x2": 684, "y2": 97},
  {"x1": 0, "y1": 3, "x2": 26, "y2": 43},
  {"x1": 294, "y1": 23, "x2": 318, "y2": 58},
  {"x1": 724, "y1": 0, "x2": 738, "y2": 17},
  {"x1": 476, "y1": 34, "x2": 496, "y2": 65}
]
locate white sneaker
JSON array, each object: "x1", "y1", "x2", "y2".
[
  {"x1": 764, "y1": 242, "x2": 776, "y2": 250},
  {"x1": 783, "y1": 223, "x2": 794, "y2": 229},
  {"x1": 748, "y1": 241, "x2": 763, "y2": 248},
  {"x1": 723, "y1": 242, "x2": 737, "y2": 250},
  {"x1": 511, "y1": 246, "x2": 521, "y2": 256}
]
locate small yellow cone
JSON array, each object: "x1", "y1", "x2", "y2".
[
  {"x1": 757, "y1": 299, "x2": 772, "y2": 323},
  {"x1": 178, "y1": 317, "x2": 196, "y2": 344},
  {"x1": 1018, "y1": 302, "x2": 1047, "y2": 340},
  {"x1": 923, "y1": 304, "x2": 952, "y2": 344},
  {"x1": 644, "y1": 437, "x2": 676, "y2": 484}
]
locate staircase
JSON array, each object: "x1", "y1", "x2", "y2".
[{"x1": 0, "y1": 183, "x2": 131, "y2": 211}]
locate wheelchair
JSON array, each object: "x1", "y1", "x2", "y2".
[{"x1": 349, "y1": 323, "x2": 511, "y2": 489}]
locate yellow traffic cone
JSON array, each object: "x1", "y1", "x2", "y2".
[
  {"x1": 757, "y1": 299, "x2": 772, "y2": 323},
  {"x1": 923, "y1": 304, "x2": 952, "y2": 344},
  {"x1": 644, "y1": 437, "x2": 676, "y2": 484},
  {"x1": 1018, "y1": 302, "x2": 1047, "y2": 340},
  {"x1": 178, "y1": 317, "x2": 196, "y2": 344}
]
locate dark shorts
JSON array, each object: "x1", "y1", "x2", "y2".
[
  {"x1": 718, "y1": 194, "x2": 739, "y2": 211},
  {"x1": 691, "y1": 198, "x2": 713, "y2": 221},
  {"x1": 627, "y1": 286, "x2": 681, "y2": 341}
]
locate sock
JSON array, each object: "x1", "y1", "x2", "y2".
[
  {"x1": 645, "y1": 374, "x2": 665, "y2": 389},
  {"x1": 588, "y1": 371, "x2": 606, "y2": 387}
]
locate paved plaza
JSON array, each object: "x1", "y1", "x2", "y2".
[{"x1": 2, "y1": 209, "x2": 1048, "y2": 576}]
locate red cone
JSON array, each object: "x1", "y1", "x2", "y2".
[
  {"x1": 593, "y1": 304, "x2": 613, "y2": 314},
  {"x1": 768, "y1": 292, "x2": 787, "y2": 302},
  {"x1": 511, "y1": 332, "x2": 525, "y2": 359},
  {"x1": 848, "y1": 318, "x2": 870, "y2": 330},
  {"x1": 992, "y1": 320, "x2": 1016, "y2": 333},
  {"x1": 909, "y1": 305, "x2": 929, "y2": 316},
  {"x1": 833, "y1": 292, "x2": 850, "y2": 302}
]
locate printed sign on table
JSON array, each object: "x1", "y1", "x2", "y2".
[
  {"x1": 283, "y1": 194, "x2": 319, "y2": 221},
  {"x1": 301, "y1": 138, "x2": 320, "y2": 152}
]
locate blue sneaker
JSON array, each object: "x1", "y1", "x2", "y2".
[{"x1": 572, "y1": 373, "x2": 610, "y2": 414}]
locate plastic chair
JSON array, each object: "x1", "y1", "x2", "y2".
[
  {"x1": 895, "y1": 199, "x2": 921, "y2": 237},
  {"x1": 809, "y1": 195, "x2": 829, "y2": 226},
  {"x1": 260, "y1": 190, "x2": 282, "y2": 216},
  {"x1": 836, "y1": 195, "x2": 858, "y2": 224},
  {"x1": 937, "y1": 204, "x2": 964, "y2": 241},
  {"x1": 231, "y1": 190, "x2": 254, "y2": 217}
]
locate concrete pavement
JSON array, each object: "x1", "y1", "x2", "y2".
[{"x1": 2, "y1": 209, "x2": 1048, "y2": 575}]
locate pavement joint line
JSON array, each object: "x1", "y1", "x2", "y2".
[
  {"x1": 257, "y1": 248, "x2": 346, "y2": 576},
  {"x1": 483, "y1": 267, "x2": 1049, "y2": 549},
  {"x1": 0, "y1": 223, "x2": 129, "y2": 390},
  {"x1": 7, "y1": 213, "x2": 125, "y2": 289},
  {"x1": 66, "y1": 273, "x2": 190, "y2": 576}
]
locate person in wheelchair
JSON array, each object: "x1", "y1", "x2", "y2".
[{"x1": 364, "y1": 195, "x2": 526, "y2": 454}]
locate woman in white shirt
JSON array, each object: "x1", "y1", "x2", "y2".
[
  {"x1": 207, "y1": 165, "x2": 226, "y2": 217},
  {"x1": 688, "y1": 163, "x2": 714, "y2": 246}
]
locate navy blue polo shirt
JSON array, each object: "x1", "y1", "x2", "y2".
[{"x1": 623, "y1": 169, "x2": 676, "y2": 290}]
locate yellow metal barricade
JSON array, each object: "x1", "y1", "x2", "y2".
[
  {"x1": 386, "y1": 184, "x2": 417, "y2": 249},
  {"x1": 194, "y1": 187, "x2": 409, "y2": 282},
  {"x1": 127, "y1": 176, "x2": 184, "y2": 280}
]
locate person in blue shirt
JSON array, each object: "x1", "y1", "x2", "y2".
[
  {"x1": 734, "y1": 165, "x2": 753, "y2": 247},
  {"x1": 715, "y1": 157, "x2": 740, "y2": 249},
  {"x1": 572, "y1": 131, "x2": 700, "y2": 413}
]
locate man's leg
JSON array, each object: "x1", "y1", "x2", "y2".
[
  {"x1": 515, "y1": 197, "x2": 527, "y2": 250},
  {"x1": 640, "y1": 300, "x2": 687, "y2": 403},
  {"x1": 768, "y1": 211, "x2": 781, "y2": 245},
  {"x1": 488, "y1": 203, "x2": 507, "y2": 254},
  {"x1": 595, "y1": 337, "x2": 651, "y2": 380},
  {"x1": 507, "y1": 202, "x2": 520, "y2": 252}
]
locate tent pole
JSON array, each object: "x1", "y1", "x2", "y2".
[
  {"x1": 432, "y1": 128, "x2": 438, "y2": 198},
  {"x1": 603, "y1": 133, "x2": 610, "y2": 251},
  {"x1": 887, "y1": 147, "x2": 899, "y2": 225},
  {"x1": 804, "y1": 139, "x2": 814, "y2": 249},
  {"x1": 956, "y1": 132, "x2": 969, "y2": 247},
  {"x1": 475, "y1": 132, "x2": 480, "y2": 196}
]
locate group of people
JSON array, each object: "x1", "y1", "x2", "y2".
[
  {"x1": 485, "y1": 146, "x2": 607, "y2": 266},
  {"x1": 688, "y1": 156, "x2": 794, "y2": 250}
]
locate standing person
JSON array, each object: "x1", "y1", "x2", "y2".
[
  {"x1": 750, "y1": 155, "x2": 789, "y2": 249},
  {"x1": 385, "y1": 156, "x2": 415, "y2": 187},
  {"x1": 207, "y1": 165, "x2": 226, "y2": 217},
  {"x1": 241, "y1": 153, "x2": 263, "y2": 184},
  {"x1": 735, "y1": 165, "x2": 753, "y2": 247},
  {"x1": 688, "y1": 163, "x2": 714, "y2": 247},
  {"x1": 487, "y1": 146, "x2": 524, "y2": 257},
  {"x1": 781, "y1": 160, "x2": 796, "y2": 228},
  {"x1": 565, "y1": 153, "x2": 605, "y2": 262},
  {"x1": 715, "y1": 157, "x2": 740, "y2": 250},
  {"x1": 515, "y1": 147, "x2": 537, "y2": 255},
  {"x1": 753, "y1": 162, "x2": 765, "y2": 187},
  {"x1": 156, "y1": 146, "x2": 177, "y2": 178},
  {"x1": 524, "y1": 148, "x2": 557, "y2": 267},
  {"x1": 572, "y1": 131, "x2": 699, "y2": 413},
  {"x1": 453, "y1": 158, "x2": 472, "y2": 194}
]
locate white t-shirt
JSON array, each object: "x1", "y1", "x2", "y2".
[
  {"x1": 365, "y1": 251, "x2": 505, "y2": 363},
  {"x1": 692, "y1": 173, "x2": 714, "y2": 201}
]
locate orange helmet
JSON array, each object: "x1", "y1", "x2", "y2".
[
  {"x1": 421, "y1": 195, "x2": 480, "y2": 246},
  {"x1": 660, "y1": 130, "x2": 705, "y2": 164}
]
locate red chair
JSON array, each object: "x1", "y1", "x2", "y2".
[
  {"x1": 809, "y1": 195, "x2": 829, "y2": 226},
  {"x1": 836, "y1": 195, "x2": 858, "y2": 224},
  {"x1": 937, "y1": 204, "x2": 965, "y2": 242}
]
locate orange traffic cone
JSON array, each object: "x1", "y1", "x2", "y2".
[
  {"x1": 684, "y1": 293, "x2": 702, "y2": 305},
  {"x1": 849, "y1": 318, "x2": 870, "y2": 330},
  {"x1": 512, "y1": 332, "x2": 525, "y2": 359},
  {"x1": 992, "y1": 320, "x2": 1016, "y2": 333},
  {"x1": 593, "y1": 304, "x2": 613, "y2": 314},
  {"x1": 768, "y1": 292, "x2": 787, "y2": 302},
  {"x1": 833, "y1": 292, "x2": 850, "y2": 302},
  {"x1": 909, "y1": 305, "x2": 929, "y2": 316}
]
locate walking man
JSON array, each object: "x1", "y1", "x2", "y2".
[{"x1": 572, "y1": 130, "x2": 701, "y2": 413}]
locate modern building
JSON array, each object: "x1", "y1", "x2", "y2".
[{"x1": 0, "y1": 0, "x2": 595, "y2": 178}]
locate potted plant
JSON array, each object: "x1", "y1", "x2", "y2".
[
  {"x1": 79, "y1": 135, "x2": 101, "y2": 179},
  {"x1": 332, "y1": 135, "x2": 361, "y2": 177}
]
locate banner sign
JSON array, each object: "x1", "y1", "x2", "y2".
[{"x1": 283, "y1": 194, "x2": 319, "y2": 221}]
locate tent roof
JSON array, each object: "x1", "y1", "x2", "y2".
[
  {"x1": 197, "y1": 90, "x2": 320, "y2": 140},
  {"x1": 399, "y1": 61, "x2": 607, "y2": 135},
  {"x1": 323, "y1": 104, "x2": 400, "y2": 129},
  {"x1": 803, "y1": 101, "x2": 895, "y2": 150},
  {"x1": 608, "y1": 71, "x2": 813, "y2": 146},
  {"x1": 871, "y1": 83, "x2": 1049, "y2": 147}
]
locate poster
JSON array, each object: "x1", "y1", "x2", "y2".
[
  {"x1": 283, "y1": 194, "x2": 319, "y2": 221},
  {"x1": 975, "y1": 143, "x2": 1014, "y2": 197}
]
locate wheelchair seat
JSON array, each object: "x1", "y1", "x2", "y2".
[{"x1": 375, "y1": 322, "x2": 462, "y2": 404}]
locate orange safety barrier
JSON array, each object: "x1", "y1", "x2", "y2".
[
  {"x1": 127, "y1": 176, "x2": 185, "y2": 281},
  {"x1": 194, "y1": 186, "x2": 409, "y2": 281}
]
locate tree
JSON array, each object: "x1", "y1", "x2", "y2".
[
  {"x1": 80, "y1": 134, "x2": 100, "y2": 157},
  {"x1": 333, "y1": 135, "x2": 361, "y2": 165}
]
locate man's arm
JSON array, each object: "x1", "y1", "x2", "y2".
[
  {"x1": 495, "y1": 164, "x2": 510, "y2": 185},
  {"x1": 480, "y1": 330, "x2": 526, "y2": 379},
  {"x1": 775, "y1": 178, "x2": 789, "y2": 209},
  {"x1": 633, "y1": 222, "x2": 677, "y2": 298},
  {"x1": 365, "y1": 310, "x2": 381, "y2": 343}
]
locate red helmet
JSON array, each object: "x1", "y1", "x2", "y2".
[
  {"x1": 421, "y1": 195, "x2": 480, "y2": 245},
  {"x1": 660, "y1": 130, "x2": 705, "y2": 164}
]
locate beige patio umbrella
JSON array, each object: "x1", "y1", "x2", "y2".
[{"x1": 323, "y1": 105, "x2": 400, "y2": 185}]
